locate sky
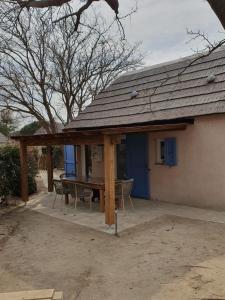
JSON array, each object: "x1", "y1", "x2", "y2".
[
  {"x1": 94, "y1": 0, "x2": 224, "y2": 66},
  {"x1": 18, "y1": 0, "x2": 225, "y2": 127}
]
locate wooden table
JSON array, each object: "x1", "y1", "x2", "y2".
[{"x1": 61, "y1": 176, "x2": 105, "y2": 212}]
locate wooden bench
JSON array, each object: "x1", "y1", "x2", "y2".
[{"x1": 0, "y1": 289, "x2": 63, "y2": 300}]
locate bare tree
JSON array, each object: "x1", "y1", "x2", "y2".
[
  {"x1": 1, "y1": 0, "x2": 225, "y2": 37},
  {"x1": 0, "y1": 11, "x2": 56, "y2": 133},
  {"x1": 48, "y1": 16, "x2": 143, "y2": 123},
  {"x1": 0, "y1": 0, "x2": 119, "y2": 33},
  {"x1": 0, "y1": 8, "x2": 143, "y2": 133}
]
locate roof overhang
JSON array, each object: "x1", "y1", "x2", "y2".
[{"x1": 12, "y1": 120, "x2": 193, "y2": 146}]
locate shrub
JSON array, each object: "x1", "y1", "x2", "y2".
[{"x1": 0, "y1": 145, "x2": 38, "y2": 198}]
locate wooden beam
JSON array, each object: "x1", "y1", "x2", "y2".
[
  {"x1": 76, "y1": 145, "x2": 82, "y2": 177},
  {"x1": 110, "y1": 134, "x2": 123, "y2": 144},
  {"x1": 47, "y1": 146, "x2": 53, "y2": 192},
  {"x1": 103, "y1": 123, "x2": 188, "y2": 135},
  {"x1": 17, "y1": 135, "x2": 104, "y2": 146},
  {"x1": 104, "y1": 135, "x2": 115, "y2": 225},
  {"x1": 19, "y1": 141, "x2": 28, "y2": 203},
  {"x1": 12, "y1": 122, "x2": 190, "y2": 146}
]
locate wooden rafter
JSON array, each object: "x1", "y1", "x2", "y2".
[{"x1": 63, "y1": 122, "x2": 190, "y2": 135}]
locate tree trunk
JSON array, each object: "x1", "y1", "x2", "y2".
[{"x1": 207, "y1": 0, "x2": 225, "y2": 30}]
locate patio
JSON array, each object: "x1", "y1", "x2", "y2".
[
  {"x1": 24, "y1": 173, "x2": 225, "y2": 234},
  {"x1": 12, "y1": 122, "x2": 189, "y2": 226}
]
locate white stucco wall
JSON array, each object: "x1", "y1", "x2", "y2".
[{"x1": 149, "y1": 114, "x2": 225, "y2": 210}]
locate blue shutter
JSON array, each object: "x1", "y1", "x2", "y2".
[
  {"x1": 64, "y1": 145, "x2": 76, "y2": 176},
  {"x1": 164, "y1": 138, "x2": 177, "y2": 166}
]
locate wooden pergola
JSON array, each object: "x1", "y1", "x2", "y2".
[{"x1": 13, "y1": 122, "x2": 189, "y2": 225}]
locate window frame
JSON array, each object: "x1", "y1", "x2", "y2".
[
  {"x1": 155, "y1": 138, "x2": 165, "y2": 165},
  {"x1": 155, "y1": 137, "x2": 177, "y2": 167}
]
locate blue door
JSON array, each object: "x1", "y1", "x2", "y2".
[
  {"x1": 126, "y1": 134, "x2": 149, "y2": 199},
  {"x1": 64, "y1": 145, "x2": 76, "y2": 176}
]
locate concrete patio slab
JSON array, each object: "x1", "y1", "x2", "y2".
[{"x1": 21, "y1": 189, "x2": 225, "y2": 235}]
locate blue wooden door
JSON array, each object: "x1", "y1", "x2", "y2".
[
  {"x1": 64, "y1": 145, "x2": 76, "y2": 176},
  {"x1": 126, "y1": 134, "x2": 149, "y2": 199}
]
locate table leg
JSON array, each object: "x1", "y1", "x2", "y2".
[
  {"x1": 99, "y1": 189, "x2": 105, "y2": 212},
  {"x1": 65, "y1": 194, "x2": 69, "y2": 205}
]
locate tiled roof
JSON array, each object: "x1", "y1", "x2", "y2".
[{"x1": 65, "y1": 49, "x2": 225, "y2": 130}]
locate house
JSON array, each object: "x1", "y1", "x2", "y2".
[
  {"x1": 64, "y1": 48, "x2": 225, "y2": 211},
  {"x1": 13, "y1": 48, "x2": 225, "y2": 224}
]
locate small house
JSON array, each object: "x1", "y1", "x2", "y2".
[
  {"x1": 13, "y1": 48, "x2": 225, "y2": 224},
  {"x1": 64, "y1": 48, "x2": 225, "y2": 211}
]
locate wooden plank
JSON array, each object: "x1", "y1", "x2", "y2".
[
  {"x1": 19, "y1": 141, "x2": 28, "y2": 203},
  {"x1": 47, "y1": 146, "x2": 53, "y2": 192},
  {"x1": 104, "y1": 135, "x2": 115, "y2": 225},
  {"x1": 0, "y1": 289, "x2": 54, "y2": 300},
  {"x1": 53, "y1": 291, "x2": 63, "y2": 300}
]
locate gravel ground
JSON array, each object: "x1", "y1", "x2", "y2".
[{"x1": 1, "y1": 206, "x2": 225, "y2": 300}]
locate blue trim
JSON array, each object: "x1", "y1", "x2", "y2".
[
  {"x1": 165, "y1": 138, "x2": 177, "y2": 166},
  {"x1": 64, "y1": 145, "x2": 76, "y2": 176},
  {"x1": 126, "y1": 133, "x2": 149, "y2": 199}
]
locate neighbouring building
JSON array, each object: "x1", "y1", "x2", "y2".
[
  {"x1": 0, "y1": 132, "x2": 10, "y2": 145},
  {"x1": 34, "y1": 123, "x2": 65, "y2": 170}
]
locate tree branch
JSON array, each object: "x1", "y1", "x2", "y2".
[{"x1": 207, "y1": 0, "x2": 225, "y2": 30}]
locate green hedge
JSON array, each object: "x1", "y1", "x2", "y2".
[{"x1": 0, "y1": 145, "x2": 38, "y2": 198}]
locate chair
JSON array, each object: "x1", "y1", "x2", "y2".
[
  {"x1": 74, "y1": 184, "x2": 93, "y2": 210},
  {"x1": 59, "y1": 173, "x2": 75, "y2": 203},
  {"x1": 115, "y1": 179, "x2": 134, "y2": 210},
  {"x1": 59, "y1": 173, "x2": 75, "y2": 179},
  {"x1": 52, "y1": 179, "x2": 65, "y2": 209}
]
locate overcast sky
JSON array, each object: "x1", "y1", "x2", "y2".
[{"x1": 95, "y1": 0, "x2": 224, "y2": 65}]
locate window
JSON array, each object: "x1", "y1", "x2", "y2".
[
  {"x1": 156, "y1": 139, "x2": 165, "y2": 164},
  {"x1": 156, "y1": 137, "x2": 177, "y2": 166}
]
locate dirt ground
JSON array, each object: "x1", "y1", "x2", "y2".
[{"x1": 1, "y1": 207, "x2": 225, "y2": 299}]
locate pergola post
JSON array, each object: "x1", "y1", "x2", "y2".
[
  {"x1": 76, "y1": 145, "x2": 82, "y2": 177},
  {"x1": 19, "y1": 141, "x2": 28, "y2": 203},
  {"x1": 47, "y1": 146, "x2": 53, "y2": 192},
  {"x1": 104, "y1": 135, "x2": 115, "y2": 225}
]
